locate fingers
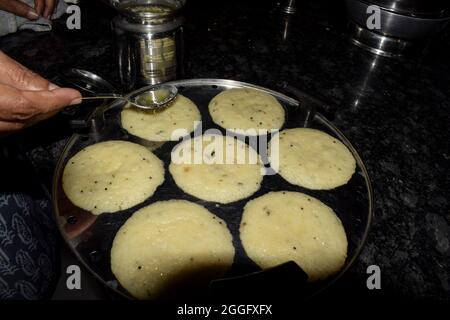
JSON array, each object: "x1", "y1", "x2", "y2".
[
  {"x1": 34, "y1": 0, "x2": 45, "y2": 16},
  {"x1": 0, "y1": 84, "x2": 81, "y2": 124},
  {"x1": 43, "y1": 0, "x2": 56, "y2": 19},
  {"x1": 0, "y1": 85, "x2": 32, "y2": 121},
  {"x1": 0, "y1": 51, "x2": 56, "y2": 91},
  {"x1": 0, "y1": 84, "x2": 81, "y2": 134},
  {"x1": 0, "y1": 0, "x2": 57, "y2": 20},
  {"x1": 0, "y1": 120, "x2": 24, "y2": 133},
  {"x1": 21, "y1": 88, "x2": 82, "y2": 114},
  {"x1": 0, "y1": 52, "x2": 82, "y2": 134},
  {"x1": 0, "y1": 0, "x2": 39, "y2": 20}
]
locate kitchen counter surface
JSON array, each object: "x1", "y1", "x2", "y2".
[{"x1": 1, "y1": 0, "x2": 449, "y2": 301}]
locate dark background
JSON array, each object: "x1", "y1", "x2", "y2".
[{"x1": 0, "y1": 0, "x2": 449, "y2": 302}]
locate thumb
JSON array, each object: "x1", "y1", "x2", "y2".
[
  {"x1": 22, "y1": 88, "x2": 82, "y2": 112},
  {"x1": 51, "y1": 88, "x2": 83, "y2": 106}
]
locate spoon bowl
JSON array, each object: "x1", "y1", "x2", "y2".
[
  {"x1": 128, "y1": 84, "x2": 178, "y2": 110},
  {"x1": 80, "y1": 84, "x2": 178, "y2": 110}
]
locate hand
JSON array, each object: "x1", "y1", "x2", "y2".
[
  {"x1": 0, "y1": 0, "x2": 57, "y2": 20},
  {"x1": 0, "y1": 51, "x2": 81, "y2": 134}
]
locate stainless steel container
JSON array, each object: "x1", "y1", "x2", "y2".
[
  {"x1": 366, "y1": 0, "x2": 449, "y2": 18},
  {"x1": 111, "y1": 0, "x2": 185, "y2": 90},
  {"x1": 345, "y1": 0, "x2": 450, "y2": 57}
]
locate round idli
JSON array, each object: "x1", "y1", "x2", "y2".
[
  {"x1": 121, "y1": 94, "x2": 201, "y2": 141},
  {"x1": 169, "y1": 134, "x2": 263, "y2": 203},
  {"x1": 62, "y1": 140, "x2": 164, "y2": 215},
  {"x1": 111, "y1": 200, "x2": 235, "y2": 299},
  {"x1": 208, "y1": 88, "x2": 285, "y2": 134},
  {"x1": 270, "y1": 128, "x2": 356, "y2": 189},
  {"x1": 240, "y1": 191, "x2": 348, "y2": 282}
]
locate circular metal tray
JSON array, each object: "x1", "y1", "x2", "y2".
[{"x1": 52, "y1": 79, "x2": 373, "y2": 299}]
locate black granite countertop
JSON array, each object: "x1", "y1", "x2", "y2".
[{"x1": 0, "y1": 0, "x2": 449, "y2": 301}]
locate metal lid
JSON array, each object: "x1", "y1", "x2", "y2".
[
  {"x1": 110, "y1": 0, "x2": 186, "y2": 24},
  {"x1": 112, "y1": 14, "x2": 184, "y2": 33},
  {"x1": 358, "y1": 0, "x2": 450, "y2": 18}
]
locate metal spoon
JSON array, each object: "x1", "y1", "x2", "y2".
[{"x1": 80, "y1": 84, "x2": 178, "y2": 110}]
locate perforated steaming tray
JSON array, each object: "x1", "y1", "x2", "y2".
[{"x1": 52, "y1": 79, "x2": 373, "y2": 299}]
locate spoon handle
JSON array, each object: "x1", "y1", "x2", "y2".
[{"x1": 81, "y1": 95, "x2": 122, "y2": 100}]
